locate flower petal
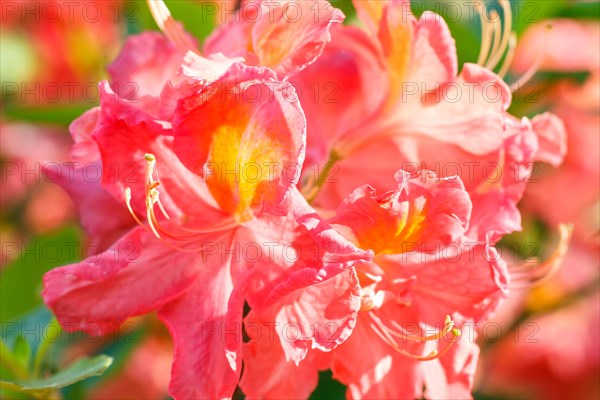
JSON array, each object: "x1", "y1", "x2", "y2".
[
  {"x1": 240, "y1": 318, "x2": 330, "y2": 399},
  {"x1": 42, "y1": 162, "x2": 134, "y2": 250},
  {"x1": 421, "y1": 336, "x2": 479, "y2": 399},
  {"x1": 292, "y1": 24, "x2": 388, "y2": 168},
  {"x1": 107, "y1": 31, "x2": 191, "y2": 101},
  {"x1": 407, "y1": 11, "x2": 458, "y2": 88},
  {"x1": 251, "y1": 0, "x2": 345, "y2": 79},
  {"x1": 243, "y1": 194, "x2": 371, "y2": 363},
  {"x1": 204, "y1": 0, "x2": 345, "y2": 79},
  {"x1": 395, "y1": 63, "x2": 511, "y2": 156},
  {"x1": 69, "y1": 107, "x2": 101, "y2": 165},
  {"x1": 93, "y1": 82, "x2": 221, "y2": 220},
  {"x1": 156, "y1": 250, "x2": 246, "y2": 400},
  {"x1": 531, "y1": 112, "x2": 567, "y2": 167},
  {"x1": 248, "y1": 268, "x2": 361, "y2": 364},
  {"x1": 330, "y1": 170, "x2": 472, "y2": 255},
  {"x1": 173, "y1": 63, "x2": 306, "y2": 221},
  {"x1": 42, "y1": 227, "x2": 201, "y2": 334},
  {"x1": 377, "y1": 243, "x2": 510, "y2": 324},
  {"x1": 331, "y1": 316, "x2": 424, "y2": 399}
]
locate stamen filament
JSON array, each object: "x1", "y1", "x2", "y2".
[
  {"x1": 388, "y1": 315, "x2": 455, "y2": 342},
  {"x1": 510, "y1": 223, "x2": 573, "y2": 288},
  {"x1": 125, "y1": 187, "x2": 145, "y2": 227},
  {"x1": 369, "y1": 317, "x2": 461, "y2": 361},
  {"x1": 476, "y1": 2, "x2": 494, "y2": 66},
  {"x1": 510, "y1": 25, "x2": 552, "y2": 92},
  {"x1": 498, "y1": 33, "x2": 517, "y2": 78},
  {"x1": 369, "y1": 313, "x2": 455, "y2": 343},
  {"x1": 485, "y1": 10, "x2": 502, "y2": 69},
  {"x1": 486, "y1": 1, "x2": 513, "y2": 70},
  {"x1": 146, "y1": 0, "x2": 196, "y2": 52},
  {"x1": 123, "y1": 153, "x2": 240, "y2": 252}
]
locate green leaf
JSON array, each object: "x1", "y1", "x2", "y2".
[
  {"x1": 0, "y1": 339, "x2": 28, "y2": 381},
  {"x1": 310, "y1": 370, "x2": 346, "y2": 400},
  {"x1": 0, "y1": 227, "x2": 82, "y2": 323},
  {"x1": 12, "y1": 336, "x2": 31, "y2": 373},
  {"x1": 0, "y1": 104, "x2": 94, "y2": 126},
  {"x1": 0, "y1": 355, "x2": 113, "y2": 397},
  {"x1": 126, "y1": 0, "x2": 215, "y2": 44}
]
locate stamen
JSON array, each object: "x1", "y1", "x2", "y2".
[
  {"x1": 369, "y1": 313, "x2": 456, "y2": 343},
  {"x1": 485, "y1": 10, "x2": 502, "y2": 68},
  {"x1": 369, "y1": 315, "x2": 461, "y2": 361},
  {"x1": 142, "y1": 154, "x2": 171, "y2": 220},
  {"x1": 156, "y1": 195, "x2": 171, "y2": 220},
  {"x1": 510, "y1": 223, "x2": 573, "y2": 288},
  {"x1": 145, "y1": 196, "x2": 162, "y2": 238},
  {"x1": 146, "y1": 0, "x2": 196, "y2": 52},
  {"x1": 510, "y1": 24, "x2": 552, "y2": 92},
  {"x1": 144, "y1": 153, "x2": 156, "y2": 190},
  {"x1": 498, "y1": 33, "x2": 517, "y2": 78},
  {"x1": 123, "y1": 153, "x2": 240, "y2": 253},
  {"x1": 125, "y1": 187, "x2": 145, "y2": 227},
  {"x1": 486, "y1": 1, "x2": 513, "y2": 70},
  {"x1": 476, "y1": 2, "x2": 494, "y2": 66},
  {"x1": 388, "y1": 315, "x2": 455, "y2": 342}
]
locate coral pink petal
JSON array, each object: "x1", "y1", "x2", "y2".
[
  {"x1": 332, "y1": 317, "x2": 423, "y2": 399},
  {"x1": 69, "y1": 107, "x2": 101, "y2": 165},
  {"x1": 531, "y1": 112, "x2": 567, "y2": 167},
  {"x1": 289, "y1": 187, "x2": 374, "y2": 274},
  {"x1": 251, "y1": 0, "x2": 345, "y2": 79},
  {"x1": 513, "y1": 19, "x2": 600, "y2": 73},
  {"x1": 107, "y1": 31, "x2": 191, "y2": 100},
  {"x1": 240, "y1": 318, "x2": 331, "y2": 399},
  {"x1": 242, "y1": 206, "x2": 368, "y2": 362},
  {"x1": 93, "y1": 82, "x2": 220, "y2": 220},
  {"x1": 408, "y1": 11, "x2": 458, "y2": 87},
  {"x1": 292, "y1": 25, "x2": 388, "y2": 168},
  {"x1": 272, "y1": 268, "x2": 361, "y2": 362},
  {"x1": 42, "y1": 227, "x2": 201, "y2": 334},
  {"x1": 330, "y1": 170, "x2": 472, "y2": 254},
  {"x1": 173, "y1": 63, "x2": 305, "y2": 217},
  {"x1": 203, "y1": 12, "x2": 255, "y2": 61},
  {"x1": 395, "y1": 63, "x2": 511, "y2": 156},
  {"x1": 42, "y1": 162, "x2": 134, "y2": 250},
  {"x1": 157, "y1": 257, "x2": 246, "y2": 400},
  {"x1": 159, "y1": 52, "x2": 244, "y2": 121},
  {"x1": 205, "y1": 0, "x2": 345, "y2": 79},
  {"x1": 421, "y1": 335, "x2": 480, "y2": 399},
  {"x1": 377, "y1": 243, "x2": 509, "y2": 324}
]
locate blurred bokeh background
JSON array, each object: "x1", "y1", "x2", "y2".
[{"x1": 1, "y1": 1, "x2": 598, "y2": 398}]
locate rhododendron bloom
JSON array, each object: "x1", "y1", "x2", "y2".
[
  {"x1": 241, "y1": 170, "x2": 509, "y2": 398},
  {"x1": 42, "y1": 34, "x2": 371, "y2": 398},
  {"x1": 204, "y1": 0, "x2": 345, "y2": 80},
  {"x1": 37, "y1": 0, "x2": 573, "y2": 399},
  {"x1": 289, "y1": 0, "x2": 567, "y2": 242}
]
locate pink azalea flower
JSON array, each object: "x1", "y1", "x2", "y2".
[
  {"x1": 37, "y1": 1, "x2": 571, "y2": 398},
  {"x1": 42, "y1": 13, "x2": 371, "y2": 398},
  {"x1": 241, "y1": 171, "x2": 510, "y2": 398},
  {"x1": 204, "y1": 0, "x2": 345, "y2": 80},
  {"x1": 289, "y1": 0, "x2": 566, "y2": 244}
]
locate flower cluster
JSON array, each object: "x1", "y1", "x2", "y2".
[{"x1": 42, "y1": 0, "x2": 569, "y2": 398}]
